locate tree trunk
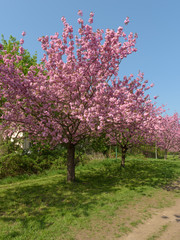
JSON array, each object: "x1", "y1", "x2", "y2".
[
  {"x1": 121, "y1": 147, "x2": 127, "y2": 167},
  {"x1": 67, "y1": 143, "x2": 75, "y2": 182},
  {"x1": 164, "y1": 149, "x2": 168, "y2": 160},
  {"x1": 104, "y1": 149, "x2": 110, "y2": 158},
  {"x1": 155, "y1": 143, "x2": 158, "y2": 159},
  {"x1": 115, "y1": 146, "x2": 118, "y2": 160}
]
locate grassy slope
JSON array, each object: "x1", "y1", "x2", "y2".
[{"x1": 0, "y1": 157, "x2": 180, "y2": 240}]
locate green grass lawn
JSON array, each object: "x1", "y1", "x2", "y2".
[{"x1": 0, "y1": 157, "x2": 180, "y2": 240}]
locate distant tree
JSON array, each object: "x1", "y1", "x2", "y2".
[
  {"x1": 156, "y1": 113, "x2": 180, "y2": 159},
  {"x1": 98, "y1": 72, "x2": 161, "y2": 167}
]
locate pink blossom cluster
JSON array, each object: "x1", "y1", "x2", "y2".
[
  {"x1": 155, "y1": 113, "x2": 180, "y2": 154},
  {"x1": 124, "y1": 17, "x2": 129, "y2": 25},
  {"x1": 92, "y1": 73, "x2": 163, "y2": 153}
]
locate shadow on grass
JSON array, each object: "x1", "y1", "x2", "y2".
[{"x1": 0, "y1": 159, "x2": 179, "y2": 238}]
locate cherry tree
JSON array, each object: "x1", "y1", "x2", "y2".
[
  {"x1": 97, "y1": 72, "x2": 161, "y2": 167},
  {"x1": 176, "y1": 129, "x2": 180, "y2": 158},
  {"x1": 0, "y1": 11, "x2": 138, "y2": 181},
  {"x1": 156, "y1": 113, "x2": 180, "y2": 159}
]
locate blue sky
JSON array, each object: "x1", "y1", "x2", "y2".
[{"x1": 1, "y1": 0, "x2": 180, "y2": 115}]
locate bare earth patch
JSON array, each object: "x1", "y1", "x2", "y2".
[
  {"x1": 121, "y1": 198, "x2": 180, "y2": 240},
  {"x1": 75, "y1": 186, "x2": 180, "y2": 240}
]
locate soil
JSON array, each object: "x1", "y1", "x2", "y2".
[
  {"x1": 120, "y1": 198, "x2": 180, "y2": 240},
  {"x1": 121, "y1": 180, "x2": 180, "y2": 240},
  {"x1": 76, "y1": 180, "x2": 180, "y2": 240}
]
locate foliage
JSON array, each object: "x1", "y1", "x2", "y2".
[
  {"x1": 0, "y1": 34, "x2": 37, "y2": 74},
  {"x1": 89, "y1": 134, "x2": 110, "y2": 156},
  {"x1": 0, "y1": 140, "x2": 68, "y2": 178},
  {"x1": 75, "y1": 135, "x2": 110, "y2": 157},
  {"x1": 0, "y1": 137, "x2": 21, "y2": 155},
  {"x1": 139, "y1": 144, "x2": 164, "y2": 159},
  {"x1": 0, "y1": 153, "x2": 40, "y2": 177}
]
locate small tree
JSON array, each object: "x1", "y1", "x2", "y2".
[{"x1": 99, "y1": 73, "x2": 160, "y2": 167}]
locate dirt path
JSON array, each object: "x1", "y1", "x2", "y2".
[
  {"x1": 120, "y1": 198, "x2": 180, "y2": 240},
  {"x1": 76, "y1": 180, "x2": 180, "y2": 240}
]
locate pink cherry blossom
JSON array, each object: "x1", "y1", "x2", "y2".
[
  {"x1": 88, "y1": 17, "x2": 93, "y2": 24},
  {"x1": 19, "y1": 46, "x2": 24, "y2": 54},
  {"x1": 97, "y1": 73, "x2": 162, "y2": 166},
  {"x1": 90, "y1": 12, "x2": 94, "y2": 18},
  {"x1": 155, "y1": 113, "x2": 180, "y2": 158},
  {"x1": 20, "y1": 39, "x2": 24, "y2": 45},
  {"x1": 22, "y1": 31, "x2": 26, "y2": 36},
  {"x1": 78, "y1": 10, "x2": 83, "y2": 16},
  {"x1": 124, "y1": 16, "x2": 129, "y2": 25}
]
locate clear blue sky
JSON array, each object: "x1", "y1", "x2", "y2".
[{"x1": 1, "y1": 0, "x2": 180, "y2": 115}]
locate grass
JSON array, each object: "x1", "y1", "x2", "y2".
[
  {"x1": 0, "y1": 157, "x2": 180, "y2": 240},
  {"x1": 130, "y1": 219, "x2": 143, "y2": 227},
  {"x1": 147, "y1": 224, "x2": 169, "y2": 240}
]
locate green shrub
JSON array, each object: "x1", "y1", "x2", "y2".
[
  {"x1": 0, "y1": 141, "x2": 69, "y2": 178},
  {"x1": 0, "y1": 153, "x2": 39, "y2": 178}
]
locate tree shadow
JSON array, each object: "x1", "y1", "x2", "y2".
[{"x1": 0, "y1": 159, "x2": 179, "y2": 238}]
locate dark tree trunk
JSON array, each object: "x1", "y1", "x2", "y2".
[
  {"x1": 121, "y1": 147, "x2": 127, "y2": 167},
  {"x1": 67, "y1": 143, "x2": 75, "y2": 182},
  {"x1": 164, "y1": 149, "x2": 168, "y2": 160},
  {"x1": 103, "y1": 149, "x2": 110, "y2": 158},
  {"x1": 155, "y1": 143, "x2": 158, "y2": 159}
]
